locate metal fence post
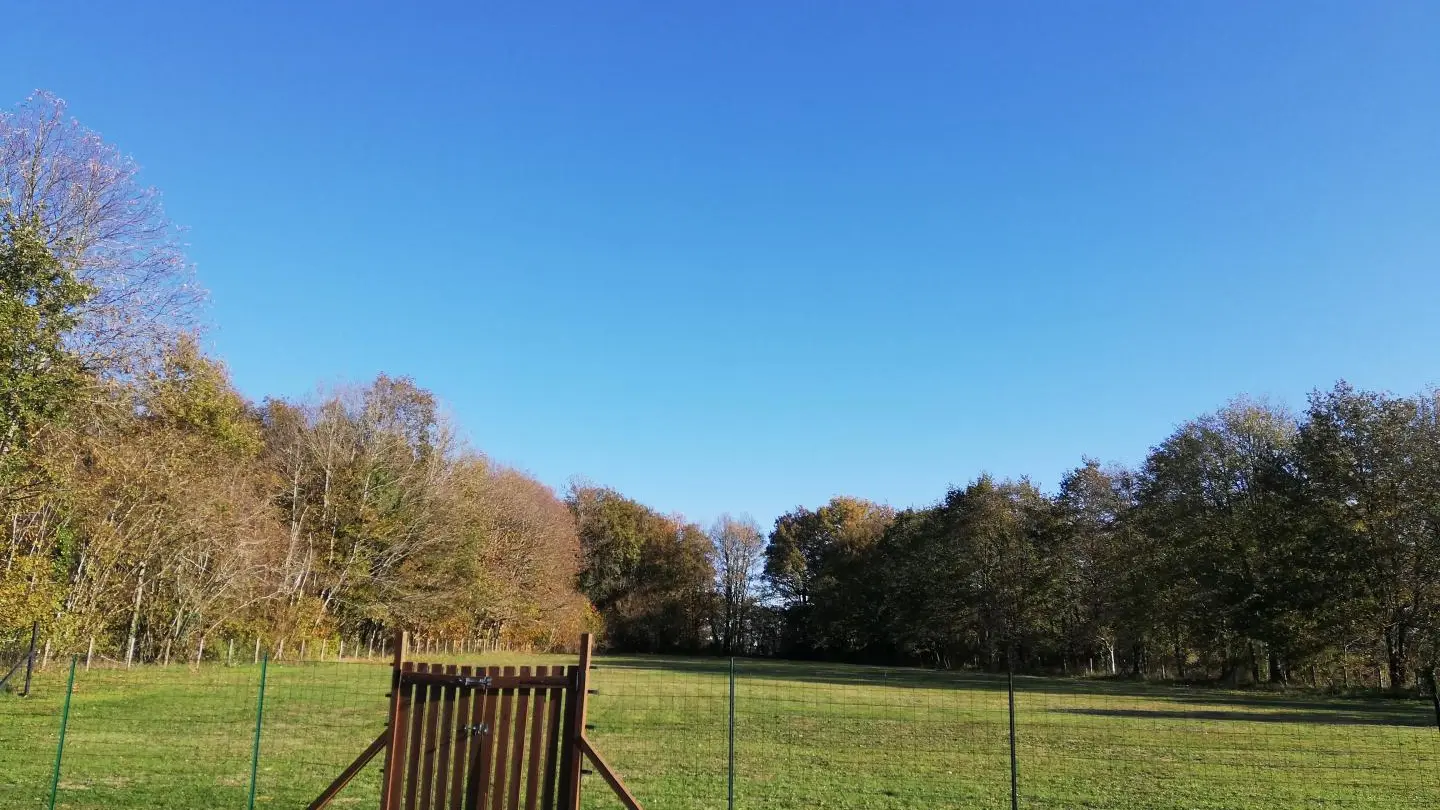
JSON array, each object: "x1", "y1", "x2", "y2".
[
  {"x1": 47, "y1": 656, "x2": 77, "y2": 810},
  {"x1": 248, "y1": 653, "x2": 269, "y2": 810},
  {"x1": 1007, "y1": 649, "x2": 1018, "y2": 810},
  {"x1": 728, "y1": 657, "x2": 736, "y2": 810}
]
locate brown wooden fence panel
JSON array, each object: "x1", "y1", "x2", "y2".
[{"x1": 313, "y1": 633, "x2": 637, "y2": 810}]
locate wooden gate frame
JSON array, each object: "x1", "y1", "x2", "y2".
[{"x1": 308, "y1": 632, "x2": 641, "y2": 810}]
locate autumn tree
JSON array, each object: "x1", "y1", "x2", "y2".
[
  {"x1": 569, "y1": 485, "x2": 715, "y2": 652},
  {"x1": 764, "y1": 497, "x2": 894, "y2": 656}
]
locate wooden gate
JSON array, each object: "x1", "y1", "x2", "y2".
[{"x1": 309, "y1": 633, "x2": 641, "y2": 810}]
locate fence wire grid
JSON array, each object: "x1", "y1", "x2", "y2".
[{"x1": 2, "y1": 644, "x2": 1437, "y2": 809}]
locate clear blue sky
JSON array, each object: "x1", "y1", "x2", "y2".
[{"x1": 6, "y1": 1, "x2": 1439, "y2": 528}]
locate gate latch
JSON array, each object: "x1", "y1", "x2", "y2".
[
  {"x1": 460, "y1": 723, "x2": 490, "y2": 737},
  {"x1": 457, "y1": 675, "x2": 493, "y2": 688}
]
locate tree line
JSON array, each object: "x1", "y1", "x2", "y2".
[
  {"x1": 5, "y1": 92, "x2": 1437, "y2": 694},
  {"x1": 0, "y1": 93, "x2": 592, "y2": 663},
  {"x1": 573, "y1": 391, "x2": 1440, "y2": 692}
]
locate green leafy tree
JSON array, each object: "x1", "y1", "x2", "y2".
[
  {"x1": 1298, "y1": 383, "x2": 1440, "y2": 688},
  {"x1": 0, "y1": 213, "x2": 93, "y2": 494},
  {"x1": 1135, "y1": 400, "x2": 1305, "y2": 682}
]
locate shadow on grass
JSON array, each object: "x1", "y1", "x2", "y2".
[
  {"x1": 594, "y1": 654, "x2": 1437, "y2": 729},
  {"x1": 1055, "y1": 706, "x2": 1436, "y2": 728}
]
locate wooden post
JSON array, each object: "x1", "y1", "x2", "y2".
[
  {"x1": 85, "y1": 636, "x2": 94, "y2": 671},
  {"x1": 381, "y1": 629, "x2": 409, "y2": 810},
  {"x1": 560, "y1": 633, "x2": 594, "y2": 810}
]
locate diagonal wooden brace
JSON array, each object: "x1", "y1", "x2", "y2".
[{"x1": 578, "y1": 735, "x2": 645, "y2": 810}]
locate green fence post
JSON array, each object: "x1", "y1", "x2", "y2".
[
  {"x1": 47, "y1": 655, "x2": 77, "y2": 810},
  {"x1": 247, "y1": 652, "x2": 269, "y2": 810},
  {"x1": 1008, "y1": 648, "x2": 1018, "y2": 810},
  {"x1": 728, "y1": 657, "x2": 736, "y2": 810}
]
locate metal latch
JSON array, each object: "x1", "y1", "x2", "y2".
[
  {"x1": 460, "y1": 723, "x2": 490, "y2": 736},
  {"x1": 457, "y1": 675, "x2": 493, "y2": 688}
]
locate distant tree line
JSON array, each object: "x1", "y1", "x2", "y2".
[
  {"x1": 0, "y1": 93, "x2": 592, "y2": 663},
  {"x1": 574, "y1": 392, "x2": 1440, "y2": 692},
  {"x1": 6, "y1": 92, "x2": 1438, "y2": 694}
]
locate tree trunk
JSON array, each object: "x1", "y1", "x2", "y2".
[
  {"x1": 1268, "y1": 650, "x2": 1284, "y2": 684},
  {"x1": 1385, "y1": 627, "x2": 1409, "y2": 689},
  {"x1": 125, "y1": 561, "x2": 146, "y2": 667},
  {"x1": 1424, "y1": 666, "x2": 1440, "y2": 732}
]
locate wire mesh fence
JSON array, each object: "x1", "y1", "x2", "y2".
[
  {"x1": 2, "y1": 642, "x2": 1437, "y2": 809},
  {"x1": 588, "y1": 656, "x2": 1439, "y2": 809}
]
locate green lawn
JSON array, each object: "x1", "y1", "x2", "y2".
[{"x1": 2, "y1": 653, "x2": 1436, "y2": 808}]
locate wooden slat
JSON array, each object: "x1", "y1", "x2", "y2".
[
  {"x1": 488, "y1": 666, "x2": 517, "y2": 810},
  {"x1": 386, "y1": 655, "x2": 414, "y2": 810},
  {"x1": 553, "y1": 666, "x2": 578, "y2": 809},
  {"x1": 428, "y1": 664, "x2": 459, "y2": 810},
  {"x1": 420, "y1": 663, "x2": 446, "y2": 810},
  {"x1": 507, "y1": 666, "x2": 532, "y2": 810},
  {"x1": 523, "y1": 667, "x2": 549, "y2": 810},
  {"x1": 448, "y1": 666, "x2": 475, "y2": 810},
  {"x1": 402, "y1": 671, "x2": 570, "y2": 690},
  {"x1": 578, "y1": 736, "x2": 644, "y2": 810},
  {"x1": 541, "y1": 677, "x2": 565, "y2": 810},
  {"x1": 307, "y1": 731, "x2": 387, "y2": 810},
  {"x1": 559, "y1": 635, "x2": 593, "y2": 810},
  {"x1": 462, "y1": 674, "x2": 490, "y2": 810},
  {"x1": 469, "y1": 667, "x2": 500, "y2": 810},
  {"x1": 405, "y1": 663, "x2": 431, "y2": 810}
]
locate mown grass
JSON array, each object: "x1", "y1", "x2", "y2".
[{"x1": 1, "y1": 653, "x2": 1436, "y2": 808}]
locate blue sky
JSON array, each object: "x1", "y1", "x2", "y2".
[{"x1": 6, "y1": 1, "x2": 1439, "y2": 528}]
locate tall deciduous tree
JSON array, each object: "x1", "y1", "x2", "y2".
[
  {"x1": 1298, "y1": 383, "x2": 1440, "y2": 688},
  {"x1": 0, "y1": 91, "x2": 201, "y2": 373},
  {"x1": 710, "y1": 514, "x2": 765, "y2": 655}
]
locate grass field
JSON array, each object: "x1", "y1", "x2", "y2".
[{"x1": 2, "y1": 652, "x2": 1437, "y2": 809}]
